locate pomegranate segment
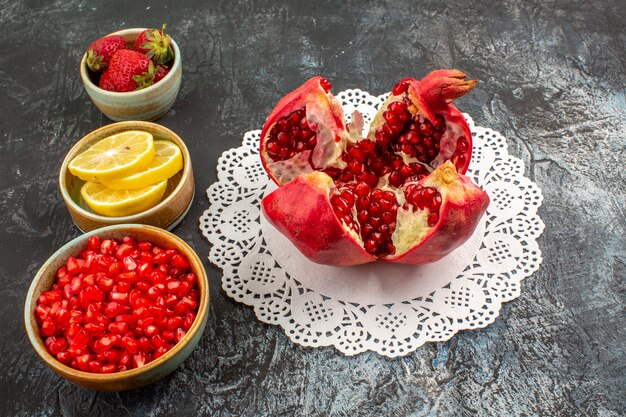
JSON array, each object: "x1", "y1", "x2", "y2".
[
  {"x1": 260, "y1": 71, "x2": 488, "y2": 266},
  {"x1": 35, "y1": 236, "x2": 200, "y2": 373},
  {"x1": 368, "y1": 71, "x2": 476, "y2": 175},
  {"x1": 261, "y1": 172, "x2": 375, "y2": 266},
  {"x1": 388, "y1": 161, "x2": 489, "y2": 264},
  {"x1": 260, "y1": 76, "x2": 349, "y2": 185}
]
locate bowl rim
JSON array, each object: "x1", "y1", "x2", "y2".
[
  {"x1": 79, "y1": 27, "x2": 181, "y2": 96},
  {"x1": 59, "y1": 121, "x2": 192, "y2": 223},
  {"x1": 23, "y1": 223, "x2": 209, "y2": 383}
]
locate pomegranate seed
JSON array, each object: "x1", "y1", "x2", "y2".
[
  {"x1": 138, "y1": 337, "x2": 151, "y2": 352},
  {"x1": 108, "y1": 261, "x2": 123, "y2": 275},
  {"x1": 76, "y1": 353, "x2": 92, "y2": 371},
  {"x1": 85, "y1": 286, "x2": 104, "y2": 303},
  {"x1": 153, "y1": 252, "x2": 171, "y2": 264},
  {"x1": 162, "y1": 330, "x2": 175, "y2": 342},
  {"x1": 178, "y1": 281, "x2": 192, "y2": 297},
  {"x1": 57, "y1": 351, "x2": 72, "y2": 364},
  {"x1": 166, "y1": 316, "x2": 183, "y2": 330},
  {"x1": 150, "y1": 335, "x2": 165, "y2": 349},
  {"x1": 87, "y1": 236, "x2": 100, "y2": 250},
  {"x1": 35, "y1": 305, "x2": 50, "y2": 323},
  {"x1": 170, "y1": 254, "x2": 189, "y2": 270},
  {"x1": 166, "y1": 280, "x2": 181, "y2": 293},
  {"x1": 430, "y1": 195, "x2": 442, "y2": 211},
  {"x1": 88, "y1": 360, "x2": 103, "y2": 373},
  {"x1": 66, "y1": 256, "x2": 81, "y2": 275},
  {"x1": 101, "y1": 363, "x2": 117, "y2": 373},
  {"x1": 93, "y1": 334, "x2": 118, "y2": 354},
  {"x1": 120, "y1": 336, "x2": 139, "y2": 354},
  {"x1": 136, "y1": 280, "x2": 151, "y2": 292},
  {"x1": 41, "y1": 319, "x2": 56, "y2": 337},
  {"x1": 122, "y1": 256, "x2": 137, "y2": 271},
  {"x1": 47, "y1": 337, "x2": 68, "y2": 355},
  {"x1": 70, "y1": 329, "x2": 89, "y2": 349},
  {"x1": 138, "y1": 241, "x2": 153, "y2": 252},
  {"x1": 110, "y1": 292, "x2": 128, "y2": 303},
  {"x1": 84, "y1": 322, "x2": 106, "y2": 335},
  {"x1": 319, "y1": 78, "x2": 332, "y2": 93},
  {"x1": 133, "y1": 353, "x2": 146, "y2": 368},
  {"x1": 119, "y1": 350, "x2": 131, "y2": 367},
  {"x1": 183, "y1": 312, "x2": 196, "y2": 330},
  {"x1": 144, "y1": 325, "x2": 159, "y2": 337},
  {"x1": 164, "y1": 295, "x2": 178, "y2": 308},
  {"x1": 108, "y1": 322, "x2": 128, "y2": 334},
  {"x1": 103, "y1": 349, "x2": 120, "y2": 363},
  {"x1": 138, "y1": 262, "x2": 152, "y2": 278},
  {"x1": 175, "y1": 328, "x2": 186, "y2": 343},
  {"x1": 103, "y1": 301, "x2": 120, "y2": 318},
  {"x1": 137, "y1": 316, "x2": 156, "y2": 329},
  {"x1": 392, "y1": 81, "x2": 409, "y2": 96}
]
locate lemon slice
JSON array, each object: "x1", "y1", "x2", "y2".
[
  {"x1": 100, "y1": 140, "x2": 183, "y2": 190},
  {"x1": 69, "y1": 131, "x2": 155, "y2": 182},
  {"x1": 81, "y1": 180, "x2": 167, "y2": 217}
]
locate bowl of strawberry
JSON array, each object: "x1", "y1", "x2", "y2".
[
  {"x1": 24, "y1": 224, "x2": 209, "y2": 391},
  {"x1": 80, "y1": 25, "x2": 181, "y2": 121}
]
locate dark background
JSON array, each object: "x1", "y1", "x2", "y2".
[{"x1": 1, "y1": 0, "x2": 624, "y2": 416}]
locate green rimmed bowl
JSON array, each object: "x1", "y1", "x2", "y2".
[{"x1": 80, "y1": 28, "x2": 182, "y2": 121}]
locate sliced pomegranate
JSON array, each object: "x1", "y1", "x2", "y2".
[{"x1": 260, "y1": 72, "x2": 489, "y2": 266}]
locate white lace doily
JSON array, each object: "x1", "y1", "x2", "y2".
[{"x1": 200, "y1": 89, "x2": 544, "y2": 357}]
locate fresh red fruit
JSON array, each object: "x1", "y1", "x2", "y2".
[
  {"x1": 99, "y1": 49, "x2": 155, "y2": 92},
  {"x1": 134, "y1": 24, "x2": 174, "y2": 65},
  {"x1": 85, "y1": 35, "x2": 126, "y2": 72},
  {"x1": 368, "y1": 70, "x2": 476, "y2": 174},
  {"x1": 154, "y1": 65, "x2": 170, "y2": 83},
  {"x1": 259, "y1": 72, "x2": 489, "y2": 265},
  {"x1": 259, "y1": 76, "x2": 352, "y2": 185},
  {"x1": 35, "y1": 236, "x2": 199, "y2": 373}
]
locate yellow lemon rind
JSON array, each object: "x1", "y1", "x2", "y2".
[{"x1": 80, "y1": 180, "x2": 167, "y2": 217}]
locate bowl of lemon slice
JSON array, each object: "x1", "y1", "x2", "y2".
[{"x1": 59, "y1": 121, "x2": 194, "y2": 231}]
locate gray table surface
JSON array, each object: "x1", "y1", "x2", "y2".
[{"x1": 1, "y1": 0, "x2": 624, "y2": 416}]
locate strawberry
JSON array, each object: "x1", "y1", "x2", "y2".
[
  {"x1": 99, "y1": 49, "x2": 155, "y2": 92},
  {"x1": 86, "y1": 35, "x2": 126, "y2": 72},
  {"x1": 134, "y1": 24, "x2": 174, "y2": 65},
  {"x1": 154, "y1": 65, "x2": 170, "y2": 83}
]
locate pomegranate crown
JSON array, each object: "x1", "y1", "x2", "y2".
[{"x1": 419, "y1": 69, "x2": 477, "y2": 107}]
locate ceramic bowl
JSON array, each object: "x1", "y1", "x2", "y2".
[
  {"x1": 59, "y1": 121, "x2": 194, "y2": 232},
  {"x1": 24, "y1": 224, "x2": 209, "y2": 391},
  {"x1": 80, "y1": 28, "x2": 182, "y2": 121}
]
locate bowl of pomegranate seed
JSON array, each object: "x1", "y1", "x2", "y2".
[
  {"x1": 59, "y1": 121, "x2": 194, "y2": 232},
  {"x1": 24, "y1": 224, "x2": 209, "y2": 391},
  {"x1": 80, "y1": 25, "x2": 181, "y2": 121}
]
